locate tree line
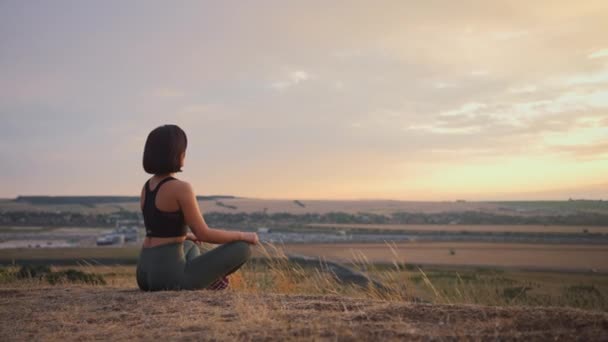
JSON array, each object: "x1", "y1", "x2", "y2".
[{"x1": 2, "y1": 210, "x2": 608, "y2": 228}]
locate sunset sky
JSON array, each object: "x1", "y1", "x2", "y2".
[{"x1": 1, "y1": 1, "x2": 607, "y2": 200}]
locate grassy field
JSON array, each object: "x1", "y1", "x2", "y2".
[
  {"x1": 307, "y1": 223, "x2": 608, "y2": 234},
  {"x1": 2, "y1": 242, "x2": 607, "y2": 273},
  {"x1": 0, "y1": 246, "x2": 140, "y2": 263},
  {"x1": 493, "y1": 200, "x2": 608, "y2": 215},
  {"x1": 2, "y1": 242, "x2": 607, "y2": 308},
  {"x1": 1, "y1": 241, "x2": 607, "y2": 310},
  {"x1": 1, "y1": 245, "x2": 607, "y2": 340},
  {"x1": 282, "y1": 242, "x2": 608, "y2": 272},
  {"x1": 21, "y1": 261, "x2": 604, "y2": 312}
]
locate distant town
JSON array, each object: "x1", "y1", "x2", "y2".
[{"x1": 1, "y1": 197, "x2": 607, "y2": 248}]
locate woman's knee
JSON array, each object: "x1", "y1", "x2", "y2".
[{"x1": 228, "y1": 240, "x2": 251, "y2": 262}]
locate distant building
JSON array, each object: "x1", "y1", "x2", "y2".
[{"x1": 96, "y1": 225, "x2": 140, "y2": 246}]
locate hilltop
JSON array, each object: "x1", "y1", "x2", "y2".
[{"x1": 1, "y1": 286, "x2": 607, "y2": 341}]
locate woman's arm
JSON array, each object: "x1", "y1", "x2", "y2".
[{"x1": 176, "y1": 181, "x2": 258, "y2": 244}]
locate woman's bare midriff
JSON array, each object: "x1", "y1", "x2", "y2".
[{"x1": 142, "y1": 236, "x2": 187, "y2": 248}]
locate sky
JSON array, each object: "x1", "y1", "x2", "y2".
[{"x1": 1, "y1": 0, "x2": 607, "y2": 200}]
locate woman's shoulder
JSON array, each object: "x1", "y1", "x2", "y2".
[
  {"x1": 167, "y1": 179, "x2": 197, "y2": 204},
  {"x1": 142, "y1": 176, "x2": 193, "y2": 193},
  {"x1": 168, "y1": 178, "x2": 195, "y2": 193}
]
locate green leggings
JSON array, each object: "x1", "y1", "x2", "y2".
[{"x1": 136, "y1": 240, "x2": 251, "y2": 291}]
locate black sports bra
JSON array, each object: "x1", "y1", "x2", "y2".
[{"x1": 142, "y1": 176, "x2": 188, "y2": 238}]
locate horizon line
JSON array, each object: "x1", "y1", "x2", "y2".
[{"x1": 1, "y1": 195, "x2": 605, "y2": 202}]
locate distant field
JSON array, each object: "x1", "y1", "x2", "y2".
[
  {"x1": 2, "y1": 197, "x2": 606, "y2": 216},
  {"x1": 0, "y1": 198, "x2": 503, "y2": 214},
  {"x1": 194, "y1": 199, "x2": 508, "y2": 215},
  {"x1": 207, "y1": 198, "x2": 608, "y2": 215},
  {"x1": 2, "y1": 242, "x2": 607, "y2": 273},
  {"x1": 0, "y1": 199, "x2": 125, "y2": 214},
  {"x1": 307, "y1": 223, "x2": 608, "y2": 234},
  {"x1": 0, "y1": 246, "x2": 140, "y2": 262},
  {"x1": 493, "y1": 200, "x2": 608, "y2": 215},
  {"x1": 282, "y1": 242, "x2": 608, "y2": 272}
]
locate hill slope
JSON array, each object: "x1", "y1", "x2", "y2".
[{"x1": 1, "y1": 286, "x2": 607, "y2": 341}]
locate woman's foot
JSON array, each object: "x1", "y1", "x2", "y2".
[{"x1": 206, "y1": 276, "x2": 229, "y2": 290}]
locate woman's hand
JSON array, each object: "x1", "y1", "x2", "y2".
[
  {"x1": 186, "y1": 232, "x2": 201, "y2": 246},
  {"x1": 241, "y1": 232, "x2": 259, "y2": 245}
]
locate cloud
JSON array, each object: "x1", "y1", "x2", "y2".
[
  {"x1": 440, "y1": 102, "x2": 487, "y2": 117},
  {"x1": 491, "y1": 30, "x2": 529, "y2": 41},
  {"x1": 433, "y1": 82, "x2": 457, "y2": 89},
  {"x1": 562, "y1": 69, "x2": 608, "y2": 85},
  {"x1": 2, "y1": 0, "x2": 608, "y2": 198},
  {"x1": 508, "y1": 85, "x2": 537, "y2": 94},
  {"x1": 588, "y1": 48, "x2": 608, "y2": 59},
  {"x1": 153, "y1": 88, "x2": 186, "y2": 98},
  {"x1": 395, "y1": 86, "x2": 608, "y2": 164},
  {"x1": 470, "y1": 70, "x2": 490, "y2": 76},
  {"x1": 549, "y1": 141, "x2": 608, "y2": 160},
  {"x1": 405, "y1": 124, "x2": 482, "y2": 135},
  {"x1": 270, "y1": 70, "x2": 311, "y2": 91},
  {"x1": 332, "y1": 80, "x2": 345, "y2": 90}
]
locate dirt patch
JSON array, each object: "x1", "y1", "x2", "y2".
[{"x1": 1, "y1": 286, "x2": 606, "y2": 341}]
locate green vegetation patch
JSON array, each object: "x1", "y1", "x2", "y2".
[
  {"x1": 388, "y1": 267, "x2": 608, "y2": 312},
  {"x1": 1, "y1": 264, "x2": 106, "y2": 285},
  {"x1": 45, "y1": 269, "x2": 106, "y2": 285}
]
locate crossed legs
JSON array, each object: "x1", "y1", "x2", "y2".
[{"x1": 182, "y1": 240, "x2": 251, "y2": 290}]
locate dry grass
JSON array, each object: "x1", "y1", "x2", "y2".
[
  {"x1": 1, "y1": 284, "x2": 607, "y2": 340},
  {"x1": 2, "y1": 242, "x2": 608, "y2": 340}
]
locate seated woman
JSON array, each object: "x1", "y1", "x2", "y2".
[{"x1": 136, "y1": 124, "x2": 258, "y2": 291}]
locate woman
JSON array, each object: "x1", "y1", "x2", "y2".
[{"x1": 136, "y1": 124, "x2": 258, "y2": 291}]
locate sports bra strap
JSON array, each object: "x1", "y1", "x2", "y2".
[{"x1": 147, "y1": 176, "x2": 176, "y2": 193}]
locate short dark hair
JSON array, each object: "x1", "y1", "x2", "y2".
[{"x1": 143, "y1": 124, "x2": 188, "y2": 175}]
